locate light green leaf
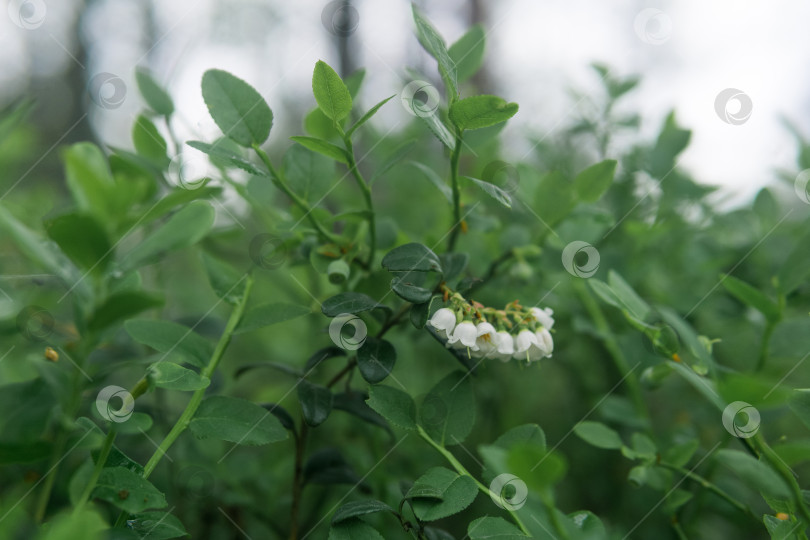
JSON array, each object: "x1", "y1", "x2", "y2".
[
  {"x1": 778, "y1": 225, "x2": 810, "y2": 295},
  {"x1": 186, "y1": 140, "x2": 264, "y2": 176},
  {"x1": 346, "y1": 95, "x2": 395, "y2": 138},
  {"x1": 721, "y1": 275, "x2": 781, "y2": 323},
  {"x1": 62, "y1": 142, "x2": 116, "y2": 222},
  {"x1": 290, "y1": 136, "x2": 349, "y2": 165},
  {"x1": 132, "y1": 114, "x2": 169, "y2": 167},
  {"x1": 715, "y1": 449, "x2": 790, "y2": 499},
  {"x1": 573, "y1": 159, "x2": 616, "y2": 203},
  {"x1": 189, "y1": 396, "x2": 288, "y2": 445},
  {"x1": 419, "y1": 112, "x2": 456, "y2": 149},
  {"x1": 201, "y1": 69, "x2": 273, "y2": 147},
  {"x1": 120, "y1": 201, "x2": 215, "y2": 272},
  {"x1": 411, "y1": 5, "x2": 457, "y2": 97},
  {"x1": 533, "y1": 171, "x2": 575, "y2": 227},
  {"x1": 87, "y1": 291, "x2": 163, "y2": 332},
  {"x1": 449, "y1": 95, "x2": 518, "y2": 131},
  {"x1": 93, "y1": 466, "x2": 167, "y2": 513},
  {"x1": 235, "y1": 302, "x2": 311, "y2": 334},
  {"x1": 409, "y1": 161, "x2": 453, "y2": 203},
  {"x1": 125, "y1": 319, "x2": 212, "y2": 369},
  {"x1": 147, "y1": 362, "x2": 210, "y2": 391},
  {"x1": 201, "y1": 252, "x2": 245, "y2": 304},
  {"x1": 135, "y1": 68, "x2": 174, "y2": 117},
  {"x1": 608, "y1": 270, "x2": 651, "y2": 322},
  {"x1": 463, "y1": 176, "x2": 512, "y2": 208},
  {"x1": 36, "y1": 509, "x2": 107, "y2": 540},
  {"x1": 45, "y1": 213, "x2": 111, "y2": 276},
  {"x1": 312, "y1": 60, "x2": 353, "y2": 123},
  {"x1": 366, "y1": 385, "x2": 417, "y2": 430},
  {"x1": 574, "y1": 421, "x2": 623, "y2": 450},
  {"x1": 448, "y1": 25, "x2": 486, "y2": 84}
]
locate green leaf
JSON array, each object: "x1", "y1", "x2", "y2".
[
  {"x1": 494, "y1": 424, "x2": 546, "y2": 451},
  {"x1": 573, "y1": 159, "x2": 616, "y2": 203},
  {"x1": 608, "y1": 270, "x2": 651, "y2": 322},
  {"x1": 189, "y1": 396, "x2": 288, "y2": 445},
  {"x1": 135, "y1": 68, "x2": 174, "y2": 117},
  {"x1": 201, "y1": 252, "x2": 245, "y2": 304},
  {"x1": 201, "y1": 69, "x2": 273, "y2": 147},
  {"x1": 120, "y1": 201, "x2": 215, "y2": 272},
  {"x1": 409, "y1": 467, "x2": 478, "y2": 521},
  {"x1": 420, "y1": 112, "x2": 456, "y2": 150},
  {"x1": 382, "y1": 242, "x2": 442, "y2": 273},
  {"x1": 778, "y1": 225, "x2": 810, "y2": 295},
  {"x1": 186, "y1": 140, "x2": 264, "y2": 176},
  {"x1": 649, "y1": 111, "x2": 691, "y2": 179},
  {"x1": 235, "y1": 302, "x2": 311, "y2": 334},
  {"x1": 128, "y1": 511, "x2": 188, "y2": 540},
  {"x1": 409, "y1": 161, "x2": 453, "y2": 203},
  {"x1": 125, "y1": 319, "x2": 212, "y2": 369},
  {"x1": 290, "y1": 136, "x2": 349, "y2": 165},
  {"x1": 411, "y1": 5, "x2": 458, "y2": 98},
  {"x1": 763, "y1": 514, "x2": 800, "y2": 540},
  {"x1": 135, "y1": 186, "x2": 222, "y2": 226},
  {"x1": 132, "y1": 114, "x2": 169, "y2": 167},
  {"x1": 147, "y1": 362, "x2": 210, "y2": 391},
  {"x1": 332, "y1": 392, "x2": 392, "y2": 435},
  {"x1": 344, "y1": 68, "x2": 366, "y2": 98},
  {"x1": 663, "y1": 439, "x2": 699, "y2": 468},
  {"x1": 87, "y1": 291, "x2": 163, "y2": 332},
  {"x1": 62, "y1": 142, "x2": 116, "y2": 222},
  {"x1": 448, "y1": 25, "x2": 486, "y2": 84},
  {"x1": 346, "y1": 95, "x2": 395, "y2": 138},
  {"x1": 305, "y1": 107, "x2": 343, "y2": 140},
  {"x1": 45, "y1": 213, "x2": 111, "y2": 275},
  {"x1": 298, "y1": 380, "x2": 333, "y2": 427},
  {"x1": 391, "y1": 276, "x2": 433, "y2": 303},
  {"x1": 467, "y1": 516, "x2": 528, "y2": 539},
  {"x1": 449, "y1": 95, "x2": 518, "y2": 131},
  {"x1": 322, "y1": 292, "x2": 384, "y2": 316},
  {"x1": 36, "y1": 509, "x2": 107, "y2": 540},
  {"x1": 574, "y1": 421, "x2": 623, "y2": 450},
  {"x1": 357, "y1": 338, "x2": 397, "y2": 384},
  {"x1": 284, "y1": 143, "x2": 335, "y2": 202},
  {"x1": 93, "y1": 466, "x2": 167, "y2": 513},
  {"x1": 366, "y1": 385, "x2": 417, "y2": 430},
  {"x1": 328, "y1": 518, "x2": 384, "y2": 540},
  {"x1": 715, "y1": 449, "x2": 790, "y2": 499},
  {"x1": 533, "y1": 171, "x2": 575, "y2": 227},
  {"x1": 721, "y1": 275, "x2": 781, "y2": 323},
  {"x1": 420, "y1": 370, "x2": 475, "y2": 446},
  {"x1": 332, "y1": 500, "x2": 394, "y2": 524},
  {"x1": 463, "y1": 176, "x2": 512, "y2": 208},
  {"x1": 788, "y1": 389, "x2": 810, "y2": 432},
  {"x1": 312, "y1": 60, "x2": 353, "y2": 123}
]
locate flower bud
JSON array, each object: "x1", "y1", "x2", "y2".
[{"x1": 327, "y1": 259, "x2": 350, "y2": 284}]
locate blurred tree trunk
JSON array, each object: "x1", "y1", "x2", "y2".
[
  {"x1": 336, "y1": 0, "x2": 355, "y2": 77},
  {"x1": 468, "y1": 0, "x2": 492, "y2": 93}
]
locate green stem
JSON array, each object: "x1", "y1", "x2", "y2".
[
  {"x1": 141, "y1": 275, "x2": 253, "y2": 479},
  {"x1": 73, "y1": 425, "x2": 118, "y2": 513},
  {"x1": 252, "y1": 145, "x2": 339, "y2": 244},
  {"x1": 657, "y1": 461, "x2": 755, "y2": 519},
  {"x1": 446, "y1": 133, "x2": 464, "y2": 252},
  {"x1": 416, "y1": 426, "x2": 531, "y2": 535},
  {"x1": 574, "y1": 280, "x2": 649, "y2": 425},
  {"x1": 539, "y1": 491, "x2": 570, "y2": 540},
  {"x1": 752, "y1": 433, "x2": 810, "y2": 525},
  {"x1": 756, "y1": 322, "x2": 775, "y2": 372},
  {"x1": 343, "y1": 137, "x2": 376, "y2": 267}
]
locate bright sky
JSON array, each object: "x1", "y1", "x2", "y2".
[{"x1": 2, "y1": 0, "x2": 809, "y2": 206}]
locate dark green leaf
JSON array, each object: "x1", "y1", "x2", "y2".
[
  {"x1": 715, "y1": 449, "x2": 790, "y2": 499},
  {"x1": 467, "y1": 516, "x2": 528, "y2": 539},
  {"x1": 332, "y1": 392, "x2": 392, "y2": 435},
  {"x1": 87, "y1": 291, "x2": 163, "y2": 332},
  {"x1": 391, "y1": 276, "x2": 432, "y2": 303},
  {"x1": 574, "y1": 421, "x2": 623, "y2": 450},
  {"x1": 409, "y1": 467, "x2": 478, "y2": 521},
  {"x1": 298, "y1": 380, "x2": 333, "y2": 427},
  {"x1": 332, "y1": 500, "x2": 394, "y2": 524},
  {"x1": 235, "y1": 302, "x2": 311, "y2": 334},
  {"x1": 45, "y1": 213, "x2": 111, "y2": 275},
  {"x1": 382, "y1": 242, "x2": 442, "y2": 273},
  {"x1": 147, "y1": 362, "x2": 210, "y2": 391},
  {"x1": 357, "y1": 338, "x2": 397, "y2": 384},
  {"x1": 128, "y1": 511, "x2": 187, "y2": 540},
  {"x1": 201, "y1": 252, "x2": 245, "y2": 304},
  {"x1": 328, "y1": 518, "x2": 384, "y2": 540},
  {"x1": 322, "y1": 292, "x2": 384, "y2": 316},
  {"x1": 125, "y1": 319, "x2": 212, "y2": 369},
  {"x1": 189, "y1": 396, "x2": 288, "y2": 445},
  {"x1": 366, "y1": 385, "x2": 417, "y2": 430},
  {"x1": 201, "y1": 69, "x2": 273, "y2": 147},
  {"x1": 420, "y1": 370, "x2": 475, "y2": 446},
  {"x1": 93, "y1": 467, "x2": 167, "y2": 513}
]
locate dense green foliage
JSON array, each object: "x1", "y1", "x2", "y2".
[{"x1": 2, "y1": 6, "x2": 810, "y2": 539}]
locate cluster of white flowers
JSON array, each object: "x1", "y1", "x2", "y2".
[{"x1": 427, "y1": 305, "x2": 555, "y2": 363}]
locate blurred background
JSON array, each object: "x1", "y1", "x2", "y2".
[{"x1": 3, "y1": 0, "x2": 810, "y2": 208}]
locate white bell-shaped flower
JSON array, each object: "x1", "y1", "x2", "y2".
[
  {"x1": 428, "y1": 308, "x2": 456, "y2": 339},
  {"x1": 474, "y1": 322, "x2": 498, "y2": 357},
  {"x1": 530, "y1": 307, "x2": 555, "y2": 329},
  {"x1": 534, "y1": 328, "x2": 554, "y2": 359},
  {"x1": 493, "y1": 330, "x2": 515, "y2": 362},
  {"x1": 513, "y1": 329, "x2": 540, "y2": 361},
  {"x1": 447, "y1": 321, "x2": 479, "y2": 350}
]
